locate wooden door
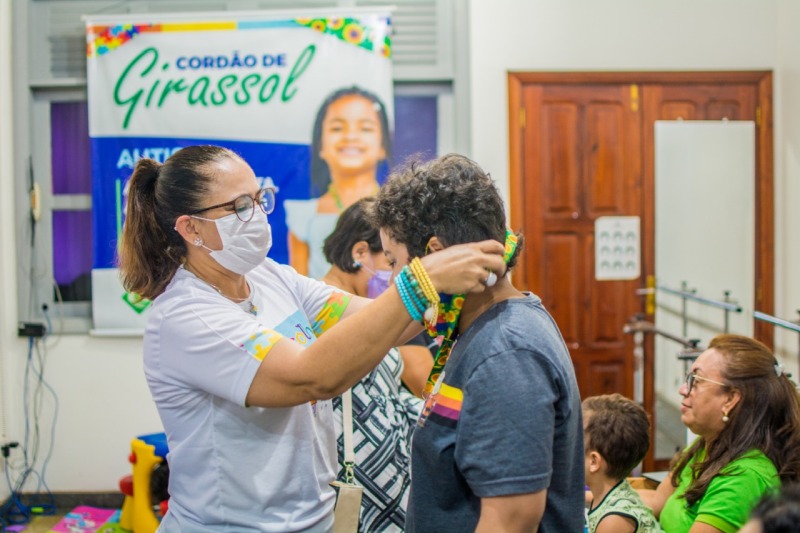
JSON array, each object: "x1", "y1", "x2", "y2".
[
  {"x1": 514, "y1": 83, "x2": 643, "y2": 399},
  {"x1": 509, "y1": 71, "x2": 773, "y2": 470}
]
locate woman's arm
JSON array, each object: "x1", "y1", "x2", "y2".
[
  {"x1": 398, "y1": 343, "x2": 434, "y2": 398},
  {"x1": 638, "y1": 475, "x2": 676, "y2": 518},
  {"x1": 688, "y1": 523, "x2": 725, "y2": 533},
  {"x1": 288, "y1": 231, "x2": 309, "y2": 276},
  {"x1": 245, "y1": 240, "x2": 505, "y2": 408}
]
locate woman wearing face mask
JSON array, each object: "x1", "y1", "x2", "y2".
[
  {"x1": 117, "y1": 145, "x2": 504, "y2": 533},
  {"x1": 321, "y1": 197, "x2": 432, "y2": 532}
]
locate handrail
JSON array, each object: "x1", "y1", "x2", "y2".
[
  {"x1": 656, "y1": 285, "x2": 743, "y2": 313},
  {"x1": 753, "y1": 311, "x2": 800, "y2": 334},
  {"x1": 623, "y1": 318, "x2": 700, "y2": 349},
  {"x1": 623, "y1": 314, "x2": 705, "y2": 403}
]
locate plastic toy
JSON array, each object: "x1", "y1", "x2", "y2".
[{"x1": 118, "y1": 433, "x2": 168, "y2": 533}]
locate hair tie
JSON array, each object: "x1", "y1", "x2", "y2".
[{"x1": 775, "y1": 362, "x2": 784, "y2": 377}]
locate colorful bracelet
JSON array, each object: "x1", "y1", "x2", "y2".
[
  {"x1": 404, "y1": 267, "x2": 431, "y2": 317},
  {"x1": 409, "y1": 257, "x2": 440, "y2": 306},
  {"x1": 396, "y1": 266, "x2": 426, "y2": 322}
]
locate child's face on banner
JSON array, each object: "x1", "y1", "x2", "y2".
[{"x1": 319, "y1": 94, "x2": 386, "y2": 177}]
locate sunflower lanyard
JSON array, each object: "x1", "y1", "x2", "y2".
[{"x1": 421, "y1": 230, "x2": 519, "y2": 397}]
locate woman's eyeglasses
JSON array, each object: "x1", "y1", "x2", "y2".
[
  {"x1": 189, "y1": 187, "x2": 276, "y2": 222},
  {"x1": 684, "y1": 371, "x2": 727, "y2": 394}
]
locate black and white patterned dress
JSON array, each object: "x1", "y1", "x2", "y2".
[{"x1": 332, "y1": 346, "x2": 423, "y2": 532}]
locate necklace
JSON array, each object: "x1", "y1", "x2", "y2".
[
  {"x1": 207, "y1": 280, "x2": 258, "y2": 316},
  {"x1": 328, "y1": 183, "x2": 380, "y2": 213},
  {"x1": 184, "y1": 266, "x2": 258, "y2": 316}
]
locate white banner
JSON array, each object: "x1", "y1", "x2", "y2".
[{"x1": 85, "y1": 10, "x2": 393, "y2": 333}]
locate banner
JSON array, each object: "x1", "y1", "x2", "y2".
[{"x1": 85, "y1": 9, "x2": 393, "y2": 332}]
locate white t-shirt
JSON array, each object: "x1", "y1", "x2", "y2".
[{"x1": 145, "y1": 259, "x2": 343, "y2": 532}]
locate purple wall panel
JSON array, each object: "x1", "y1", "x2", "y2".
[
  {"x1": 51, "y1": 101, "x2": 92, "y2": 195},
  {"x1": 393, "y1": 96, "x2": 438, "y2": 167},
  {"x1": 52, "y1": 210, "x2": 93, "y2": 286}
]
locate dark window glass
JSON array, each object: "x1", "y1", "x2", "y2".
[
  {"x1": 51, "y1": 101, "x2": 91, "y2": 195},
  {"x1": 393, "y1": 95, "x2": 438, "y2": 165},
  {"x1": 52, "y1": 210, "x2": 93, "y2": 302}
]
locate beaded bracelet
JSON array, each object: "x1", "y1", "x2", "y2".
[
  {"x1": 408, "y1": 258, "x2": 439, "y2": 325},
  {"x1": 409, "y1": 257, "x2": 440, "y2": 306},
  {"x1": 396, "y1": 266, "x2": 427, "y2": 322}
]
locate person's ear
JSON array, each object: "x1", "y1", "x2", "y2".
[
  {"x1": 724, "y1": 388, "x2": 742, "y2": 414},
  {"x1": 587, "y1": 451, "x2": 603, "y2": 474},
  {"x1": 350, "y1": 240, "x2": 370, "y2": 265},
  {"x1": 174, "y1": 215, "x2": 201, "y2": 244},
  {"x1": 425, "y1": 236, "x2": 445, "y2": 255}
]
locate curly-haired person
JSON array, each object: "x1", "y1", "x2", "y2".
[{"x1": 371, "y1": 154, "x2": 585, "y2": 532}]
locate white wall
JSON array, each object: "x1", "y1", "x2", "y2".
[
  {"x1": 775, "y1": 0, "x2": 800, "y2": 374},
  {"x1": 469, "y1": 0, "x2": 799, "y2": 371},
  {"x1": 0, "y1": 0, "x2": 14, "y2": 503},
  {"x1": 0, "y1": 2, "x2": 161, "y2": 483},
  {"x1": 2, "y1": 0, "x2": 800, "y2": 494}
]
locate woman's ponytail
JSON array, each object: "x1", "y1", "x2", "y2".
[{"x1": 118, "y1": 158, "x2": 184, "y2": 300}]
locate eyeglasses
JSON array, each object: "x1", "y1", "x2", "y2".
[
  {"x1": 684, "y1": 371, "x2": 728, "y2": 394},
  {"x1": 189, "y1": 187, "x2": 276, "y2": 222}
]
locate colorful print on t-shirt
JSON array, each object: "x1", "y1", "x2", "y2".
[
  {"x1": 241, "y1": 329, "x2": 283, "y2": 361},
  {"x1": 418, "y1": 381, "x2": 463, "y2": 428},
  {"x1": 274, "y1": 310, "x2": 320, "y2": 346},
  {"x1": 312, "y1": 291, "x2": 351, "y2": 335}
]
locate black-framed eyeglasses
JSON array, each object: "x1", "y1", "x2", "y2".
[
  {"x1": 684, "y1": 371, "x2": 727, "y2": 394},
  {"x1": 189, "y1": 187, "x2": 276, "y2": 222}
]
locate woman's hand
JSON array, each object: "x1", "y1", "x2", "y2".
[{"x1": 420, "y1": 240, "x2": 506, "y2": 294}]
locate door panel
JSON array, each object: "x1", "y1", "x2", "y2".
[
  {"x1": 542, "y1": 103, "x2": 580, "y2": 216},
  {"x1": 522, "y1": 84, "x2": 641, "y2": 399},
  {"x1": 542, "y1": 234, "x2": 581, "y2": 346},
  {"x1": 587, "y1": 103, "x2": 626, "y2": 216}
]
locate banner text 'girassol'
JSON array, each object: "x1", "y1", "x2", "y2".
[{"x1": 113, "y1": 45, "x2": 316, "y2": 129}]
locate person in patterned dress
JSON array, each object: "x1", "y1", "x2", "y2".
[
  {"x1": 321, "y1": 197, "x2": 432, "y2": 532},
  {"x1": 583, "y1": 394, "x2": 663, "y2": 533}
]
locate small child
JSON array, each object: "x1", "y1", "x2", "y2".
[{"x1": 583, "y1": 394, "x2": 663, "y2": 533}]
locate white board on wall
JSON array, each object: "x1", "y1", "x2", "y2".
[{"x1": 654, "y1": 120, "x2": 755, "y2": 407}]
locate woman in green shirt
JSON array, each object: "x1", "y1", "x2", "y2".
[{"x1": 640, "y1": 334, "x2": 800, "y2": 533}]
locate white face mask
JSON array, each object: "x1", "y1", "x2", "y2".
[{"x1": 193, "y1": 211, "x2": 272, "y2": 274}]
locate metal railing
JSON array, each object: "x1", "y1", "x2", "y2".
[
  {"x1": 640, "y1": 282, "x2": 743, "y2": 335},
  {"x1": 754, "y1": 310, "x2": 800, "y2": 363}
]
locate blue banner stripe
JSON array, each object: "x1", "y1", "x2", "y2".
[{"x1": 91, "y1": 136, "x2": 311, "y2": 269}]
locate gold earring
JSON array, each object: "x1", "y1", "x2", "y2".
[{"x1": 722, "y1": 411, "x2": 730, "y2": 423}]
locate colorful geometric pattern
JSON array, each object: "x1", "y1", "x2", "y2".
[
  {"x1": 295, "y1": 17, "x2": 391, "y2": 58},
  {"x1": 86, "y1": 17, "x2": 391, "y2": 57},
  {"x1": 87, "y1": 24, "x2": 159, "y2": 57},
  {"x1": 311, "y1": 291, "x2": 352, "y2": 336},
  {"x1": 241, "y1": 329, "x2": 283, "y2": 361}
]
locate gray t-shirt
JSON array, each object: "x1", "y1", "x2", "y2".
[{"x1": 406, "y1": 294, "x2": 585, "y2": 532}]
